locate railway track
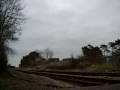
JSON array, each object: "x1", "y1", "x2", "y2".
[
  {"x1": 17, "y1": 70, "x2": 120, "y2": 86},
  {"x1": 38, "y1": 70, "x2": 120, "y2": 77}
]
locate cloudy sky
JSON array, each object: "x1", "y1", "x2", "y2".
[{"x1": 9, "y1": 0, "x2": 120, "y2": 66}]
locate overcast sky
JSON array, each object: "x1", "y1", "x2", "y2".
[{"x1": 9, "y1": 0, "x2": 120, "y2": 66}]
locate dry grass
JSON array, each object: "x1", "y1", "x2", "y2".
[
  {"x1": 45, "y1": 62, "x2": 120, "y2": 73},
  {"x1": 85, "y1": 64, "x2": 120, "y2": 73}
]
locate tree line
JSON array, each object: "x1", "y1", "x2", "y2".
[
  {"x1": 20, "y1": 39, "x2": 120, "y2": 68},
  {"x1": 80, "y1": 39, "x2": 120, "y2": 64}
]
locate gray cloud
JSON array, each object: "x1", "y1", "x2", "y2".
[{"x1": 9, "y1": 0, "x2": 120, "y2": 66}]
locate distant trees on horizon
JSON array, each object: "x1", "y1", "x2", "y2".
[
  {"x1": 80, "y1": 39, "x2": 120, "y2": 64},
  {"x1": 81, "y1": 44, "x2": 104, "y2": 63},
  {"x1": 19, "y1": 39, "x2": 120, "y2": 68},
  {"x1": 20, "y1": 49, "x2": 55, "y2": 67}
]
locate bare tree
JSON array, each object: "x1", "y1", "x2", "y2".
[
  {"x1": 44, "y1": 48, "x2": 54, "y2": 60},
  {"x1": 0, "y1": 0, "x2": 24, "y2": 72}
]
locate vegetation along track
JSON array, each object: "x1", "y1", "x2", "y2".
[{"x1": 17, "y1": 70, "x2": 120, "y2": 86}]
